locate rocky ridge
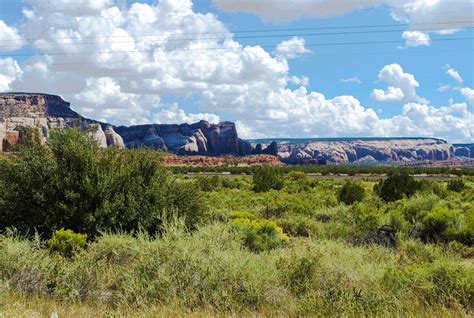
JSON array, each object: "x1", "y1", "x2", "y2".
[
  {"x1": 264, "y1": 138, "x2": 458, "y2": 164},
  {"x1": 0, "y1": 92, "x2": 471, "y2": 164}
]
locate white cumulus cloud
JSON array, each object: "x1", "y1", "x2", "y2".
[
  {"x1": 340, "y1": 77, "x2": 362, "y2": 84},
  {"x1": 0, "y1": 20, "x2": 24, "y2": 51},
  {"x1": 445, "y1": 65, "x2": 464, "y2": 83},
  {"x1": 371, "y1": 63, "x2": 427, "y2": 103},
  {"x1": 0, "y1": 0, "x2": 472, "y2": 142},
  {"x1": 276, "y1": 36, "x2": 311, "y2": 59},
  {"x1": 401, "y1": 31, "x2": 430, "y2": 47},
  {"x1": 0, "y1": 58, "x2": 23, "y2": 91}
]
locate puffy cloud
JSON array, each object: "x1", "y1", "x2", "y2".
[
  {"x1": 401, "y1": 31, "x2": 430, "y2": 47},
  {"x1": 0, "y1": 58, "x2": 23, "y2": 91},
  {"x1": 437, "y1": 84, "x2": 451, "y2": 93},
  {"x1": 213, "y1": 0, "x2": 380, "y2": 22},
  {"x1": 153, "y1": 104, "x2": 220, "y2": 124},
  {"x1": 213, "y1": 0, "x2": 473, "y2": 30},
  {"x1": 213, "y1": 0, "x2": 474, "y2": 48},
  {"x1": 445, "y1": 65, "x2": 463, "y2": 83},
  {"x1": 371, "y1": 63, "x2": 427, "y2": 103},
  {"x1": 340, "y1": 77, "x2": 362, "y2": 84},
  {"x1": 275, "y1": 36, "x2": 311, "y2": 59},
  {"x1": 74, "y1": 77, "x2": 160, "y2": 125},
  {"x1": 371, "y1": 87, "x2": 405, "y2": 102},
  {"x1": 0, "y1": 20, "x2": 24, "y2": 51},
  {"x1": 395, "y1": 102, "x2": 473, "y2": 141},
  {"x1": 1, "y1": 0, "x2": 472, "y2": 142},
  {"x1": 459, "y1": 87, "x2": 474, "y2": 106}
]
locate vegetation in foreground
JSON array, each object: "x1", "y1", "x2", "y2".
[{"x1": 0, "y1": 129, "x2": 473, "y2": 317}]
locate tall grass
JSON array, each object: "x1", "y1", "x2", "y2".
[{"x1": 1, "y1": 223, "x2": 472, "y2": 316}]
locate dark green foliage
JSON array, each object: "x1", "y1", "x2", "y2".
[
  {"x1": 338, "y1": 181, "x2": 365, "y2": 205},
  {"x1": 0, "y1": 128, "x2": 204, "y2": 237},
  {"x1": 195, "y1": 175, "x2": 221, "y2": 192},
  {"x1": 47, "y1": 228, "x2": 87, "y2": 257},
  {"x1": 376, "y1": 172, "x2": 420, "y2": 202},
  {"x1": 171, "y1": 164, "x2": 474, "y2": 177},
  {"x1": 252, "y1": 166, "x2": 284, "y2": 192},
  {"x1": 447, "y1": 178, "x2": 465, "y2": 192},
  {"x1": 16, "y1": 126, "x2": 42, "y2": 148},
  {"x1": 415, "y1": 207, "x2": 462, "y2": 243}
]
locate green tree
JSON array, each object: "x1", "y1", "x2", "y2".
[
  {"x1": 338, "y1": 181, "x2": 365, "y2": 205},
  {"x1": 447, "y1": 179, "x2": 465, "y2": 192},
  {"x1": 0, "y1": 128, "x2": 204, "y2": 237},
  {"x1": 252, "y1": 166, "x2": 284, "y2": 192},
  {"x1": 376, "y1": 172, "x2": 420, "y2": 202}
]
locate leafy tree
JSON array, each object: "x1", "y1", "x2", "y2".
[
  {"x1": 338, "y1": 181, "x2": 365, "y2": 205},
  {"x1": 0, "y1": 128, "x2": 204, "y2": 237},
  {"x1": 447, "y1": 179, "x2": 465, "y2": 192},
  {"x1": 252, "y1": 166, "x2": 284, "y2": 192},
  {"x1": 376, "y1": 172, "x2": 420, "y2": 202}
]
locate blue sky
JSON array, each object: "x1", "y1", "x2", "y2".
[{"x1": 0, "y1": 0, "x2": 473, "y2": 141}]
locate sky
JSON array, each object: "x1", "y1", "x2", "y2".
[{"x1": 0, "y1": 0, "x2": 473, "y2": 142}]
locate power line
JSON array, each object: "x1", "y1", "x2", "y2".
[
  {"x1": 1, "y1": 26, "x2": 472, "y2": 49},
  {"x1": 0, "y1": 20, "x2": 472, "y2": 43},
  {"x1": 1, "y1": 36, "x2": 473, "y2": 58},
  {"x1": 24, "y1": 37, "x2": 471, "y2": 66}
]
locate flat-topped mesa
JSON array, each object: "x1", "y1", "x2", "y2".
[
  {"x1": 0, "y1": 93, "x2": 249, "y2": 155},
  {"x1": 254, "y1": 138, "x2": 457, "y2": 164},
  {"x1": 0, "y1": 92, "x2": 468, "y2": 162},
  {"x1": 0, "y1": 92, "x2": 81, "y2": 121}
]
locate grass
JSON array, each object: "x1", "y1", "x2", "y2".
[
  {"x1": 1, "y1": 225, "x2": 473, "y2": 316},
  {"x1": 1, "y1": 175, "x2": 473, "y2": 316}
]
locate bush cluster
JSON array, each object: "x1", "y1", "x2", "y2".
[
  {"x1": 0, "y1": 129, "x2": 204, "y2": 237},
  {"x1": 252, "y1": 166, "x2": 284, "y2": 192},
  {"x1": 338, "y1": 181, "x2": 365, "y2": 205},
  {"x1": 375, "y1": 172, "x2": 420, "y2": 202}
]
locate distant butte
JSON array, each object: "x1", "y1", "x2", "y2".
[{"x1": 0, "y1": 92, "x2": 472, "y2": 163}]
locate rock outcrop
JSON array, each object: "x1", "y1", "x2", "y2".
[
  {"x1": 114, "y1": 120, "x2": 249, "y2": 155},
  {"x1": 104, "y1": 125, "x2": 125, "y2": 149},
  {"x1": 86, "y1": 124, "x2": 107, "y2": 148},
  {"x1": 0, "y1": 93, "x2": 250, "y2": 156},
  {"x1": 454, "y1": 144, "x2": 474, "y2": 158},
  {"x1": 252, "y1": 138, "x2": 456, "y2": 164},
  {"x1": 0, "y1": 92, "x2": 468, "y2": 164}
]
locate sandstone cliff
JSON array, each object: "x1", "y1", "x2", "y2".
[
  {"x1": 0, "y1": 93, "x2": 248, "y2": 155},
  {"x1": 251, "y1": 138, "x2": 458, "y2": 164},
  {"x1": 0, "y1": 92, "x2": 469, "y2": 164}
]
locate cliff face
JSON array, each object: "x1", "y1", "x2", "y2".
[
  {"x1": 255, "y1": 139, "x2": 457, "y2": 164},
  {"x1": 0, "y1": 92, "x2": 468, "y2": 163},
  {"x1": 0, "y1": 93, "x2": 247, "y2": 155}
]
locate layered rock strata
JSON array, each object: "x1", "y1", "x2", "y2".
[{"x1": 0, "y1": 92, "x2": 469, "y2": 164}]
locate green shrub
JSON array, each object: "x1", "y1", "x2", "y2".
[
  {"x1": 252, "y1": 166, "x2": 284, "y2": 192},
  {"x1": 195, "y1": 175, "x2": 220, "y2": 192},
  {"x1": 0, "y1": 129, "x2": 204, "y2": 237},
  {"x1": 277, "y1": 216, "x2": 321, "y2": 237},
  {"x1": 229, "y1": 215, "x2": 289, "y2": 252},
  {"x1": 417, "y1": 207, "x2": 460, "y2": 243},
  {"x1": 338, "y1": 181, "x2": 365, "y2": 205},
  {"x1": 47, "y1": 228, "x2": 87, "y2": 257},
  {"x1": 376, "y1": 173, "x2": 420, "y2": 202},
  {"x1": 286, "y1": 171, "x2": 309, "y2": 181},
  {"x1": 447, "y1": 179, "x2": 465, "y2": 192},
  {"x1": 228, "y1": 211, "x2": 258, "y2": 220}
]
